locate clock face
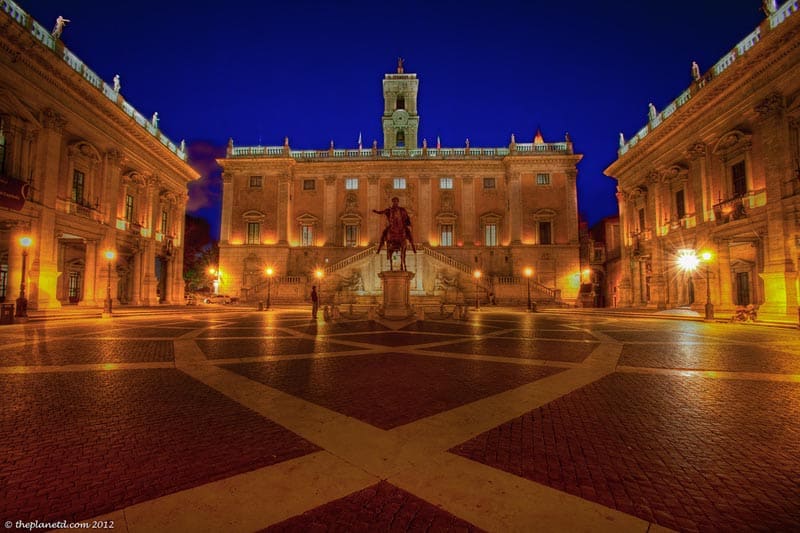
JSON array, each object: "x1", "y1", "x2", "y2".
[{"x1": 392, "y1": 109, "x2": 409, "y2": 127}]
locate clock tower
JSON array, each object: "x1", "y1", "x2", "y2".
[{"x1": 382, "y1": 58, "x2": 419, "y2": 149}]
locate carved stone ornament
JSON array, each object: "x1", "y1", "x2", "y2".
[
  {"x1": 41, "y1": 108, "x2": 67, "y2": 131},
  {"x1": 647, "y1": 170, "x2": 663, "y2": 184},
  {"x1": 713, "y1": 130, "x2": 752, "y2": 158},
  {"x1": 686, "y1": 142, "x2": 707, "y2": 160},
  {"x1": 440, "y1": 191, "x2": 454, "y2": 212},
  {"x1": 344, "y1": 192, "x2": 358, "y2": 212},
  {"x1": 664, "y1": 165, "x2": 689, "y2": 183},
  {"x1": 755, "y1": 92, "x2": 784, "y2": 120},
  {"x1": 615, "y1": 187, "x2": 629, "y2": 202}
]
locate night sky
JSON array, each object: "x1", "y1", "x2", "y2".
[{"x1": 24, "y1": 0, "x2": 767, "y2": 239}]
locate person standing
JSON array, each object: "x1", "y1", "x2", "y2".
[{"x1": 311, "y1": 286, "x2": 319, "y2": 318}]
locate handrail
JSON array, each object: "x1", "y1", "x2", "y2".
[
  {"x1": 324, "y1": 245, "x2": 377, "y2": 273},
  {"x1": 420, "y1": 245, "x2": 474, "y2": 275},
  {"x1": 229, "y1": 143, "x2": 568, "y2": 160}
]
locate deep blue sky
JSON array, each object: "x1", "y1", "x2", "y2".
[{"x1": 25, "y1": 0, "x2": 767, "y2": 239}]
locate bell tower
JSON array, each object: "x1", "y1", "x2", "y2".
[{"x1": 382, "y1": 58, "x2": 419, "y2": 149}]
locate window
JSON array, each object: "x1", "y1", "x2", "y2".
[
  {"x1": 345, "y1": 178, "x2": 359, "y2": 190},
  {"x1": 72, "y1": 170, "x2": 85, "y2": 203},
  {"x1": 301, "y1": 225, "x2": 314, "y2": 246},
  {"x1": 0, "y1": 264, "x2": 7, "y2": 301},
  {"x1": 440, "y1": 224, "x2": 454, "y2": 246},
  {"x1": 393, "y1": 178, "x2": 406, "y2": 189},
  {"x1": 483, "y1": 178, "x2": 496, "y2": 189},
  {"x1": 536, "y1": 173, "x2": 551, "y2": 185},
  {"x1": 396, "y1": 95, "x2": 405, "y2": 110},
  {"x1": 249, "y1": 176, "x2": 263, "y2": 188},
  {"x1": 731, "y1": 161, "x2": 747, "y2": 197},
  {"x1": 637, "y1": 208, "x2": 645, "y2": 232},
  {"x1": 125, "y1": 194, "x2": 134, "y2": 222},
  {"x1": 396, "y1": 131, "x2": 405, "y2": 147},
  {"x1": 675, "y1": 190, "x2": 686, "y2": 219},
  {"x1": 161, "y1": 210, "x2": 168, "y2": 234},
  {"x1": 485, "y1": 224, "x2": 497, "y2": 246},
  {"x1": 440, "y1": 178, "x2": 453, "y2": 190},
  {"x1": 345, "y1": 225, "x2": 359, "y2": 247},
  {"x1": 538, "y1": 221, "x2": 552, "y2": 245},
  {"x1": 303, "y1": 179, "x2": 315, "y2": 190},
  {"x1": 68, "y1": 272, "x2": 81, "y2": 300},
  {"x1": 246, "y1": 222, "x2": 260, "y2": 244},
  {"x1": 0, "y1": 129, "x2": 6, "y2": 173}
]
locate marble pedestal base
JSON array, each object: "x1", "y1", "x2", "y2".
[{"x1": 378, "y1": 270, "x2": 415, "y2": 320}]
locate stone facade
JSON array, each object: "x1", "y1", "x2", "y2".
[
  {"x1": 604, "y1": 3, "x2": 800, "y2": 320},
  {"x1": 217, "y1": 66, "x2": 583, "y2": 306},
  {"x1": 0, "y1": 3, "x2": 198, "y2": 310}
]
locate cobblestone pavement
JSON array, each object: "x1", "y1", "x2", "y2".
[{"x1": 0, "y1": 309, "x2": 798, "y2": 532}]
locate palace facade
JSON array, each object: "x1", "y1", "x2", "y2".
[
  {"x1": 0, "y1": 1, "x2": 198, "y2": 311},
  {"x1": 217, "y1": 65, "x2": 583, "y2": 306},
  {"x1": 604, "y1": 1, "x2": 800, "y2": 319}
]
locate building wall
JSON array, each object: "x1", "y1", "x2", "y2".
[
  {"x1": 0, "y1": 5, "x2": 198, "y2": 310},
  {"x1": 605, "y1": 6, "x2": 800, "y2": 319}
]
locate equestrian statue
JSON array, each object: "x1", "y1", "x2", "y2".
[{"x1": 373, "y1": 197, "x2": 416, "y2": 271}]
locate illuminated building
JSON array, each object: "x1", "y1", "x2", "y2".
[
  {"x1": 0, "y1": 1, "x2": 198, "y2": 310},
  {"x1": 605, "y1": 2, "x2": 800, "y2": 319},
  {"x1": 217, "y1": 63, "x2": 583, "y2": 305}
]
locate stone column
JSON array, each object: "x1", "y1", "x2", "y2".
[
  {"x1": 367, "y1": 176, "x2": 380, "y2": 243},
  {"x1": 754, "y1": 93, "x2": 796, "y2": 318},
  {"x1": 220, "y1": 172, "x2": 234, "y2": 243},
  {"x1": 323, "y1": 175, "x2": 337, "y2": 245},
  {"x1": 647, "y1": 171, "x2": 666, "y2": 309},
  {"x1": 277, "y1": 173, "x2": 290, "y2": 244},
  {"x1": 79, "y1": 240, "x2": 98, "y2": 306},
  {"x1": 566, "y1": 170, "x2": 579, "y2": 244},
  {"x1": 131, "y1": 247, "x2": 142, "y2": 305},
  {"x1": 616, "y1": 188, "x2": 633, "y2": 306},
  {"x1": 716, "y1": 239, "x2": 734, "y2": 310},
  {"x1": 508, "y1": 173, "x2": 522, "y2": 244},
  {"x1": 418, "y1": 176, "x2": 431, "y2": 244},
  {"x1": 461, "y1": 176, "x2": 475, "y2": 244}
]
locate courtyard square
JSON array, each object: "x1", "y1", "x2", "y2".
[{"x1": 0, "y1": 308, "x2": 798, "y2": 532}]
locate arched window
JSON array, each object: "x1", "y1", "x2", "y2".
[
  {"x1": 396, "y1": 95, "x2": 405, "y2": 110},
  {"x1": 396, "y1": 130, "x2": 405, "y2": 147}
]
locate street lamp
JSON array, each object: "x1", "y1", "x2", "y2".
[
  {"x1": 524, "y1": 267, "x2": 533, "y2": 311},
  {"x1": 701, "y1": 250, "x2": 714, "y2": 320},
  {"x1": 103, "y1": 250, "x2": 115, "y2": 317},
  {"x1": 15, "y1": 236, "x2": 32, "y2": 318},
  {"x1": 209, "y1": 267, "x2": 220, "y2": 295},
  {"x1": 315, "y1": 269, "x2": 324, "y2": 307},
  {"x1": 473, "y1": 269, "x2": 482, "y2": 310},
  {"x1": 265, "y1": 267, "x2": 274, "y2": 310}
]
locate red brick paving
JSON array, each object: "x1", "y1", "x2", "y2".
[
  {"x1": 265, "y1": 481, "x2": 482, "y2": 532},
  {"x1": 441, "y1": 338, "x2": 597, "y2": 362},
  {"x1": 334, "y1": 332, "x2": 469, "y2": 346},
  {"x1": 399, "y1": 321, "x2": 500, "y2": 335},
  {"x1": 196, "y1": 328, "x2": 295, "y2": 338},
  {"x1": 451, "y1": 373, "x2": 800, "y2": 532},
  {"x1": 226, "y1": 353, "x2": 564, "y2": 429},
  {"x1": 1, "y1": 340, "x2": 174, "y2": 366},
  {"x1": 619, "y1": 343, "x2": 800, "y2": 373},
  {"x1": 0, "y1": 369, "x2": 319, "y2": 524}
]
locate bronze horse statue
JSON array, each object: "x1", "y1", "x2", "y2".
[{"x1": 374, "y1": 197, "x2": 416, "y2": 271}]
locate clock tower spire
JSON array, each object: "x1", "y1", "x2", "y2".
[{"x1": 382, "y1": 58, "x2": 419, "y2": 149}]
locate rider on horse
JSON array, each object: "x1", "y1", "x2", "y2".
[{"x1": 373, "y1": 197, "x2": 416, "y2": 253}]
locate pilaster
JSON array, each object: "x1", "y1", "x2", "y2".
[
  {"x1": 461, "y1": 176, "x2": 475, "y2": 244},
  {"x1": 508, "y1": 173, "x2": 522, "y2": 244}
]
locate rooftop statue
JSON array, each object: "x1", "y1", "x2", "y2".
[
  {"x1": 113, "y1": 74, "x2": 121, "y2": 94},
  {"x1": 397, "y1": 57, "x2": 404, "y2": 73},
  {"x1": 151, "y1": 112, "x2": 159, "y2": 129},
  {"x1": 52, "y1": 16, "x2": 70, "y2": 39},
  {"x1": 763, "y1": 0, "x2": 778, "y2": 15},
  {"x1": 619, "y1": 132, "x2": 625, "y2": 148},
  {"x1": 691, "y1": 61, "x2": 701, "y2": 81},
  {"x1": 648, "y1": 103, "x2": 657, "y2": 122}
]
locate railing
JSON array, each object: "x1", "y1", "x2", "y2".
[
  {"x1": 229, "y1": 143, "x2": 568, "y2": 160},
  {"x1": 495, "y1": 275, "x2": 560, "y2": 300},
  {"x1": 618, "y1": 1, "x2": 798, "y2": 157},
  {"x1": 420, "y1": 245, "x2": 474, "y2": 275},
  {"x1": 324, "y1": 245, "x2": 377, "y2": 274},
  {"x1": 0, "y1": 0, "x2": 187, "y2": 162},
  {"x1": 712, "y1": 189, "x2": 767, "y2": 224}
]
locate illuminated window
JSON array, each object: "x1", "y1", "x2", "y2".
[
  {"x1": 72, "y1": 170, "x2": 85, "y2": 203},
  {"x1": 301, "y1": 225, "x2": 314, "y2": 246},
  {"x1": 440, "y1": 178, "x2": 453, "y2": 190},
  {"x1": 675, "y1": 190, "x2": 686, "y2": 219},
  {"x1": 396, "y1": 131, "x2": 405, "y2": 147},
  {"x1": 246, "y1": 222, "x2": 260, "y2": 244},
  {"x1": 345, "y1": 225, "x2": 359, "y2": 247},
  {"x1": 483, "y1": 178, "x2": 496, "y2": 189},
  {"x1": 731, "y1": 161, "x2": 747, "y2": 197},
  {"x1": 0, "y1": 264, "x2": 7, "y2": 301},
  {"x1": 345, "y1": 178, "x2": 359, "y2": 190},
  {"x1": 161, "y1": 210, "x2": 168, "y2": 234},
  {"x1": 68, "y1": 272, "x2": 81, "y2": 301},
  {"x1": 485, "y1": 224, "x2": 497, "y2": 246},
  {"x1": 303, "y1": 179, "x2": 315, "y2": 190},
  {"x1": 393, "y1": 178, "x2": 406, "y2": 189},
  {"x1": 440, "y1": 224, "x2": 453, "y2": 246},
  {"x1": 125, "y1": 194, "x2": 134, "y2": 222},
  {"x1": 536, "y1": 173, "x2": 551, "y2": 185},
  {"x1": 538, "y1": 221, "x2": 552, "y2": 245},
  {"x1": 249, "y1": 176, "x2": 262, "y2": 188}
]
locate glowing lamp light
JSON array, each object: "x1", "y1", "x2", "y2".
[
  {"x1": 265, "y1": 267, "x2": 274, "y2": 276},
  {"x1": 315, "y1": 269, "x2": 324, "y2": 280},
  {"x1": 104, "y1": 250, "x2": 116, "y2": 261},
  {"x1": 677, "y1": 250, "x2": 700, "y2": 272},
  {"x1": 524, "y1": 267, "x2": 533, "y2": 278},
  {"x1": 20, "y1": 236, "x2": 33, "y2": 248},
  {"x1": 700, "y1": 251, "x2": 713, "y2": 262}
]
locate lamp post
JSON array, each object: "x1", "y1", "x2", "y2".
[
  {"x1": 315, "y1": 269, "x2": 324, "y2": 307},
  {"x1": 15, "y1": 236, "x2": 32, "y2": 318},
  {"x1": 473, "y1": 269, "x2": 482, "y2": 310},
  {"x1": 265, "y1": 267, "x2": 274, "y2": 310},
  {"x1": 701, "y1": 250, "x2": 714, "y2": 320},
  {"x1": 103, "y1": 250, "x2": 115, "y2": 317},
  {"x1": 524, "y1": 267, "x2": 533, "y2": 311}
]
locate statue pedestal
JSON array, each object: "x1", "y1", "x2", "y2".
[{"x1": 378, "y1": 271, "x2": 415, "y2": 320}]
